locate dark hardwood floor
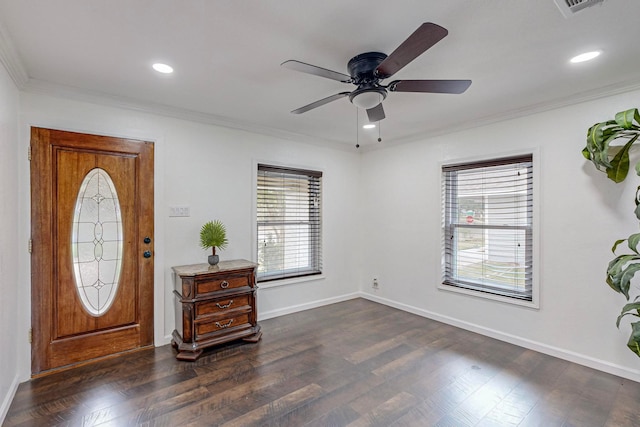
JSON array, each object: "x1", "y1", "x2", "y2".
[{"x1": 5, "y1": 298, "x2": 640, "y2": 426}]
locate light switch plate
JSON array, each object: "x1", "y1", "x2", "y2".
[{"x1": 169, "y1": 206, "x2": 190, "y2": 217}]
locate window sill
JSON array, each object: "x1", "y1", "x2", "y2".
[
  {"x1": 258, "y1": 274, "x2": 326, "y2": 289},
  {"x1": 438, "y1": 282, "x2": 539, "y2": 309}
]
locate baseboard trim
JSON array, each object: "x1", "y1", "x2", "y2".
[
  {"x1": 0, "y1": 374, "x2": 20, "y2": 425},
  {"x1": 156, "y1": 293, "x2": 361, "y2": 347},
  {"x1": 158, "y1": 335, "x2": 173, "y2": 346},
  {"x1": 360, "y1": 292, "x2": 640, "y2": 383},
  {"x1": 157, "y1": 290, "x2": 640, "y2": 383},
  {"x1": 258, "y1": 292, "x2": 360, "y2": 321}
]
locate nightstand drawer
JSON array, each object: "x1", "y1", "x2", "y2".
[
  {"x1": 196, "y1": 295, "x2": 250, "y2": 317},
  {"x1": 196, "y1": 313, "x2": 250, "y2": 337},
  {"x1": 195, "y1": 275, "x2": 250, "y2": 295}
]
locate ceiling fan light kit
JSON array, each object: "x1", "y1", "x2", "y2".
[
  {"x1": 282, "y1": 22, "x2": 471, "y2": 124},
  {"x1": 350, "y1": 88, "x2": 385, "y2": 110}
]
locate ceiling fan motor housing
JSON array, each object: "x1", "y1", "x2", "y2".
[{"x1": 347, "y1": 51, "x2": 387, "y2": 84}]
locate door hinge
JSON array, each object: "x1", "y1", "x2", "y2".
[
  {"x1": 28, "y1": 239, "x2": 32, "y2": 254},
  {"x1": 28, "y1": 146, "x2": 32, "y2": 161},
  {"x1": 29, "y1": 327, "x2": 32, "y2": 344}
]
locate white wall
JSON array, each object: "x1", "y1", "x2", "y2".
[
  {"x1": 6, "y1": 79, "x2": 640, "y2": 420},
  {"x1": 14, "y1": 92, "x2": 362, "y2": 385},
  {"x1": 360, "y1": 88, "x2": 640, "y2": 381},
  {"x1": 0, "y1": 62, "x2": 20, "y2": 420}
]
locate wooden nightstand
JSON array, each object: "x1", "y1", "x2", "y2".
[{"x1": 171, "y1": 259, "x2": 262, "y2": 361}]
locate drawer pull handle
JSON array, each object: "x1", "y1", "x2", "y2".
[
  {"x1": 215, "y1": 319, "x2": 234, "y2": 329},
  {"x1": 220, "y1": 280, "x2": 229, "y2": 289},
  {"x1": 216, "y1": 300, "x2": 234, "y2": 309}
]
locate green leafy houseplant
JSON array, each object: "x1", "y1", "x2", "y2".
[
  {"x1": 582, "y1": 108, "x2": 640, "y2": 356},
  {"x1": 199, "y1": 220, "x2": 228, "y2": 265}
]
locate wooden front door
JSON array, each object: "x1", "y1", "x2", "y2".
[{"x1": 30, "y1": 128, "x2": 154, "y2": 375}]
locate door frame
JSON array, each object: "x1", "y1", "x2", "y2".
[{"x1": 30, "y1": 127, "x2": 155, "y2": 375}]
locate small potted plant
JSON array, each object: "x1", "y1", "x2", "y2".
[{"x1": 199, "y1": 220, "x2": 228, "y2": 266}]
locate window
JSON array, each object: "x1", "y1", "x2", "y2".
[
  {"x1": 257, "y1": 164, "x2": 322, "y2": 282},
  {"x1": 442, "y1": 155, "x2": 533, "y2": 301}
]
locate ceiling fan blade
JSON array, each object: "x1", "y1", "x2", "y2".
[
  {"x1": 282, "y1": 60, "x2": 352, "y2": 83},
  {"x1": 367, "y1": 103, "x2": 386, "y2": 122},
  {"x1": 291, "y1": 92, "x2": 351, "y2": 114},
  {"x1": 376, "y1": 23, "x2": 448, "y2": 79},
  {"x1": 390, "y1": 79, "x2": 472, "y2": 94}
]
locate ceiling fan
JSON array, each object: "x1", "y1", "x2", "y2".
[{"x1": 282, "y1": 23, "x2": 471, "y2": 123}]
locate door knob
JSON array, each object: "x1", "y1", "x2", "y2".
[
  {"x1": 144, "y1": 236, "x2": 151, "y2": 244},
  {"x1": 143, "y1": 250, "x2": 152, "y2": 258}
]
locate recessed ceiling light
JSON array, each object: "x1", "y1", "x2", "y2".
[
  {"x1": 363, "y1": 124, "x2": 376, "y2": 129},
  {"x1": 570, "y1": 51, "x2": 601, "y2": 63},
  {"x1": 152, "y1": 63, "x2": 174, "y2": 74}
]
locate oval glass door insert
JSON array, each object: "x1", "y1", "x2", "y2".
[{"x1": 71, "y1": 168, "x2": 123, "y2": 316}]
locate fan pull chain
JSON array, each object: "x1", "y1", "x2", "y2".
[{"x1": 355, "y1": 107, "x2": 360, "y2": 149}]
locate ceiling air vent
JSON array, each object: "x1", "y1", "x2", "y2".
[{"x1": 553, "y1": 0, "x2": 604, "y2": 18}]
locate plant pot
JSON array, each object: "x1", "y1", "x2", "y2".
[{"x1": 208, "y1": 255, "x2": 219, "y2": 266}]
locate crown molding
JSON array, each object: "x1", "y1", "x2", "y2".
[
  {"x1": 22, "y1": 78, "x2": 357, "y2": 153},
  {"x1": 361, "y1": 79, "x2": 640, "y2": 152},
  {"x1": 18, "y1": 73, "x2": 640, "y2": 155},
  {"x1": 0, "y1": 20, "x2": 28, "y2": 88}
]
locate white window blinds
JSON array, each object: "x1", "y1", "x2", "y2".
[
  {"x1": 442, "y1": 155, "x2": 533, "y2": 301},
  {"x1": 257, "y1": 164, "x2": 322, "y2": 282}
]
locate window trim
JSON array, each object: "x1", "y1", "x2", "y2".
[
  {"x1": 253, "y1": 160, "x2": 324, "y2": 285},
  {"x1": 438, "y1": 149, "x2": 540, "y2": 309}
]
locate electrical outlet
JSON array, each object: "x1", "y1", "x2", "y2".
[
  {"x1": 169, "y1": 206, "x2": 191, "y2": 217},
  {"x1": 372, "y1": 278, "x2": 379, "y2": 289}
]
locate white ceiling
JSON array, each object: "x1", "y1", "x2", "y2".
[{"x1": 1, "y1": 0, "x2": 639, "y2": 149}]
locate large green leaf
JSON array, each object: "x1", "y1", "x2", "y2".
[
  {"x1": 606, "y1": 138, "x2": 635, "y2": 183},
  {"x1": 612, "y1": 238, "x2": 626, "y2": 253},
  {"x1": 599, "y1": 133, "x2": 622, "y2": 169},
  {"x1": 627, "y1": 322, "x2": 640, "y2": 357},
  {"x1": 589, "y1": 130, "x2": 624, "y2": 172},
  {"x1": 635, "y1": 187, "x2": 640, "y2": 222},
  {"x1": 616, "y1": 109, "x2": 635, "y2": 129},
  {"x1": 615, "y1": 108, "x2": 640, "y2": 130},
  {"x1": 628, "y1": 233, "x2": 640, "y2": 254},
  {"x1": 607, "y1": 254, "x2": 640, "y2": 298},
  {"x1": 587, "y1": 122, "x2": 604, "y2": 148},
  {"x1": 584, "y1": 115, "x2": 640, "y2": 177},
  {"x1": 616, "y1": 302, "x2": 640, "y2": 328},
  {"x1": 586, "y1": 122, "x2": 616, "y2": 169},
  {"x1": 618, "y1": 262, "x2": 640, "y2": 299},
  {"x1": 608, "y1": 254, "x2": 637, "y2": 276},
  {"x1": 606, "y1": 275, "x2": 622, "y2": 294},
  {"x1": 587, "y1": 120, "x2": 618, "y2": 148}
]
